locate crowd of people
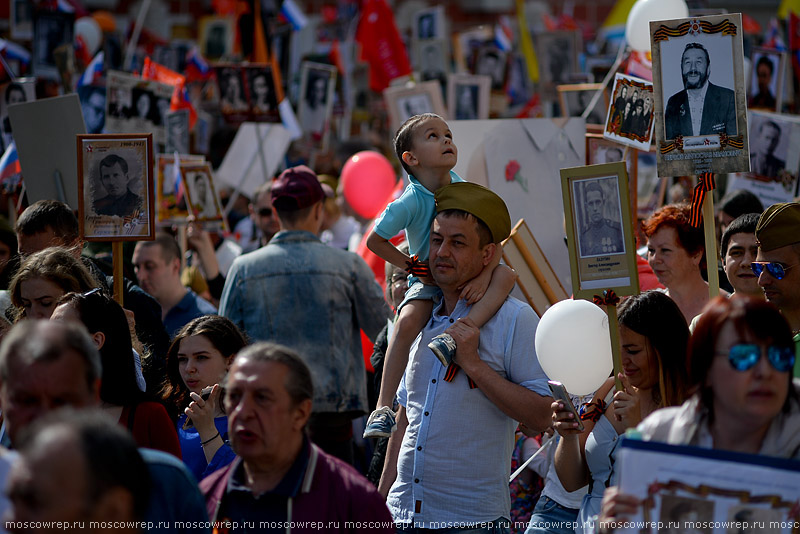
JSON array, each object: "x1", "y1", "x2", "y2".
[{"x1": 0, "y1": 109, "x2": 795, "y2": 534}]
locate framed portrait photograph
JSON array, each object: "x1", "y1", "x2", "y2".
[
  {"x1": 0, "y1": 78, "x2": 36, "y2": 154},
  {"x1": 561, "y1": 162, "x2": 639, "y2": 300},
  {"x1": 245, "y1": 65, "x2": 281, "y2": 122},
  {"x1": 182, "y1": 162, "x2": 224, "y2": 224},
  {"x1": 297, "y1": 61, "x2": 338, "y2": 150},
  {"x1": 215, "y1": 64, "x2": 250, "y2": 122},
  {"x1": 651, "y1": 13, "x2": 749, "y2": 177},
  {"x1": 536, "y1": 31, "x2": 581, "y2": 91},
  {"x1": 11, "y1": 0, "x2": 34, "y2": 40},
  {"x1": 77, "y1": 134, "x2": 155, "y2": 241},
  {"x1": 559, "y1": 83, "x2": 609, "y2": 125},
  {"x1": 586, "y1": 133, "x2": 638, "y2": 217},
  {"x1": 748, "y1": 47, "x2": 785, "y2": 112},
  {"x1": 416, "y1": 39, "x2": 449, "y2": 88},
  {"x1": 603, "y1": 73, "x2": 655, "y2": 151},
  {"x1": 155, "y1": 154, "x2": 205, "y2": 224},
  {"x1": 384, "y1": 81, "x2": 447, "y2": 131},
  {"x1": 413, "y1": 6, "x2": 446, "y2": 41},
  {"x1": 199, "y1": 16, "x2": 235, "y2": 60},
  {"x1": 447, "y1": 74, "x2": 490, "y2": 120},
  {"x1": 727, "y1": 110, "x2": 800, "y2": 207},
  {"x1": 165, "y1": 109, "x2": 190, "y2": 155},
  {"x1": 616, "y1": 439, "x2": 800, "y2": 534},
  {"x1": 472, "y1": 44, "x2": 508, "y2": 91},
  {"x1": 106, "y1": 70, "x2": 173, "y2": 147},
  {"x1": 32, "y1": 10, "x2": 74, "y2": 80},
  {"x1": 78, "y1": 85, "x2": 106, "y2": 135}
]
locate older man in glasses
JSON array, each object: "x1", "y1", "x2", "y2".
[{"x1": 754, "y1": 202, "x2": 800, "y2": 377}]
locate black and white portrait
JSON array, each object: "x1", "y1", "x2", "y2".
[
  {"x1": 246, "y1": 67, "x2": 278, "y2": 116},
  {"x1": 105, "y1": 71, "x2": 172, "y2": 147},
  {"x1": 748, "y1": 49, "x2": 784, "y2": 112},
  {"x1": 661, "y1": 38, "x2": 736, "y2": 139},
  {"x1": 398, "y1": 94, "x2": 433, "y2": 119},
  {"x1": 217, "y1": 67, "x2": 248, "y2": 113},
  {"x1": 298, "y1": 62, "x2": 336, "y2": 146},
  {"x1": 201, "y1": 17, "x2": 234, "y2": 60},
  {"x1": 414, "y1": 6, "x2": 444, "y2": 41},
  {"x1": 183, "y1": 165, "x2": 222, "y2": 222},
  {"x1": 454, "y1": 84, "x2": 478, "y2": 120},
  {"x1": 0, "y1": 79, "x2": 35, "y2": 153},
  {"x1": 537, "y1": 31, "x2": 579, "y2": 89},
  {"x1": 33, "y1": 11, "x2": 74, "y2": 79},
  {"x1": 474, "y1": 46, "x2": 507, "y2": 91},
  {"x1": 131, "y1": 88, "x2": 160, "y2": 124},
  {"x1": 93, "y1": 153, "x2": 143, "y2": 217},
  {"x1": 417, "y1": 13, "x2": 436, "y2": 39},
  {"x1": 658, "y1": 495, "x2": 714, "y2": 534},
  {"x1": 604, "y1": 74, "x2": 655, "y2": 151},
  {"x1": 749, "y1": 114, "x2": 788, "y2": 179},
  {"x1": 165, "y1": 110, "x2": 190, "y2": 155},
  {"x1": 574, "y1": 177, "x2": 625, "y2": 258},
  {"x1": 11, "y1": 0, "x2": 33, "y2": 40},
  {"x1": 418, "y1": 40, "x2": 448, "y2": 88},
  {"x1": 78, "y1": 85, "x2": 106, "y2": 135}
]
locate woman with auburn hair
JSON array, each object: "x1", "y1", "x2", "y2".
[
  {"x1": 161, "y1": 315, "x2": 247, "y2": 480},
  {"x1": 597, "y1": 296, "x2": 800, "y2": 531},
  {"x1": 9, "y1": 247, "x2": 98, "y2": 320},
  {"x1": 642, "y1": 203, "x2": 712, "y2": 323},
  {"x1": 549, "y1": 291, "x2": 692, "y2": 534}
]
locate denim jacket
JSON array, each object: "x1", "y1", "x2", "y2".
[{"x1": 219, "y1": 230, "x2": 391, "y2": 414}]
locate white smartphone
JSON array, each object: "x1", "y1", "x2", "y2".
[{"x1": 548, "y1": 380, "x2": 584, "y2": 432}]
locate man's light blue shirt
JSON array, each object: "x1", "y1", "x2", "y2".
[
  {"x1": 387, "y1": 296, "x2": 550, "y2": 528},
  {"x1": 373, "y1": 170, "x2": 465, "y2": 261}
]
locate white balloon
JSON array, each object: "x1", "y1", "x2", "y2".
[
  {"x1": 75, "y1": 17, "x2": 103, "y2": 57},
  {"x1": 625, "y1": 0, "x2": 689, "y2": 53},
  {"x1": 535, "y1": 299, "x2": 613, "y2": 396}
]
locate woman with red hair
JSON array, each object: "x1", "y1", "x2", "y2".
[{"x1": 642, "y1": 203, "x2": 711, "y2": 322}]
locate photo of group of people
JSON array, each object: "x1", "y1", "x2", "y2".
[
  {"x1": 604, "y1": 73, "x2": 655, "y2": 151},
  {"x1": 215, "y1": 64, "x2": 281, "y2": 123},
  {"x1": 105, "y1": 70, "x2": 174, "y2": 147}
]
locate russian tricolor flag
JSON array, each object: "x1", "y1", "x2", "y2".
[
  {"x1": 0, "y1": 39, "x2": 30, "y2": 66},
  {"x1": 0, "y1": 142, "x2": 21, "y2": 185},
  {"x1": 77, "y1": 51, "x2": 104, "y2": 88},
  {"x1": 279, "y1": 0, "x2": 308, "y2": 31},
  {"x1": 186, "y1": 46, "x2": 209, "y2": 75},
  {"x1": 494, "y1": 17, "x2": 514, "y2": 53}
]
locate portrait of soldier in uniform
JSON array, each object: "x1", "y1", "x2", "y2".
[
  {"x1": 579, "y1": 180, "x2": 624, "y2": 257},
  {"x1": 93, "y1": 153, "x2": 142, "y2": 217}
]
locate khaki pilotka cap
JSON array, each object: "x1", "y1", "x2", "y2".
[
  {"x1": 755, "y1": 202, "x2": 800, "y2": 252},
  {"x1": 434, "y1": 182, "x2": 511, "y2": 243}
]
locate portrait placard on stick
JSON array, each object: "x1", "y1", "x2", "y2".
[
  {"x1": 603, "y1": 74, "x2": 655, "y2": 151},
  {"x1": 181, "y1": 162, "x2": 224, "y2": 226},
  {"x1": 560, "y1": 162, "x2": 639, "y2": 300},
  {"x1": 77, "y1": 134, "x2": 155, "y2": 241},
  {"x1": 650, "y1": 13, "x2": 749, "y2": 177},
  {"x1": 156, "y1": 153, "x2": 205, "y2": 225}
]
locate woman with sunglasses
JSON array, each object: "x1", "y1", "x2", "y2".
[
  {"x1": 549, "y1": 291, "x2": 691, "y2": 534},
  {"x1": 161, "y1": 315, "x2": 247, "y2": 481},
  {"x1": 597, "y1": 296, "x2": 800, "y2": 531}
]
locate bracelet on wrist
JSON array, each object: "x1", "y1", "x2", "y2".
[{"x1": 201, "y1": 431, "x2": 220, "y2": 446}]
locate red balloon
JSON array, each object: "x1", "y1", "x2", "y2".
[{"x1": 341, "y1": 151, "x2": 397, "y2": 219}]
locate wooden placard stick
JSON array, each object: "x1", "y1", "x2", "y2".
[{"x1": 113, "y1": 241, "x2": 124, "y2": 306}]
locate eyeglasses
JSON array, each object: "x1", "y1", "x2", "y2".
[
  {"x1": 257, "y1": 208, "x2": 273, "y2": 217},
  {"x1": 751, "y1": 261, "x2": 799, "y2": 280},
  {"x1": 718, "y1": 344, "x2": 796, "y2": 373}
]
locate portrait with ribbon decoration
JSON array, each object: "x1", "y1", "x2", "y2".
[{"x1": 650, "y1": 13, "x2": 750, "y2": 177}]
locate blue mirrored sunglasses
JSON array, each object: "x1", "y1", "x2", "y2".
[
  {"x1": 724, "y1": 344, "x2": 795, "y2": 373},
  {"x1": 751, "y1": 261, "x2": 798, "y2": 280}
]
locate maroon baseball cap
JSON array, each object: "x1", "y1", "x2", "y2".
[{"x1": 271, "y1": 165, "x2": 325, "y2": 210}]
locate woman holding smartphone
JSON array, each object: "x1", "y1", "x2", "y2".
[
  {"x1": 598, "y1": 297, "x2": 800, "y2": 531},
  {"x1": 550, "y1": 291, "x2": 692, "y2": 534},
  {"x1": 161, "y1": 315, "x2": 247, "y2": 480}
]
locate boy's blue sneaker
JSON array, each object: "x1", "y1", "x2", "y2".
[
  {"x1": 428, "y1": 333, "x2": 456, "y2": 366},
  {"x1": 363, "y1": 406, "x2": 396, "y2": 438}
]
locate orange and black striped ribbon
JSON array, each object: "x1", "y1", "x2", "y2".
[
  {"x1": 443, "y1": 363, "x2": 477, "y2": 389},
  {"x1": 689, "y1": 172, "x2": 715, "y2": 228},
  {"x1": 592, "y1": 289, "x2": 620, "y2": 307}
]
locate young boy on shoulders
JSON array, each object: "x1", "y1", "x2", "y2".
[{"x1": 363, "y1": 113, "x2": 517, "y2": 438}]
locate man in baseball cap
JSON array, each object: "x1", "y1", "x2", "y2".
[
  {"x1": 219, "y1": 166, "x2": 391, "y2": 464},
  {"x1": 755, "y1": 201, "x2": 800, "y2": 376}
]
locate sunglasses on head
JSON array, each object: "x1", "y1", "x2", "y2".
[
  {"x1": 720, "y1": 343, "x2": 795, "y2": 373},
  {"x1": 751, "y1": 261, "x2": 799, "y2": 280}
]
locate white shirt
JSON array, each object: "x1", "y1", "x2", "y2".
[{"x1": 687, "y1": 81, "x2": 709, "y2": 136}]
